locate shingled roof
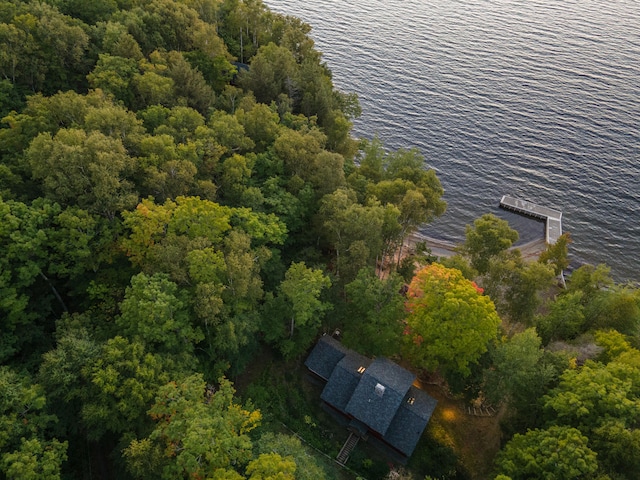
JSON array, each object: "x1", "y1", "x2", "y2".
[
  {"x1": 321, "y1": 351, "x2": 371, "y2": 411},
  {"x1": 345, "y1": 357, "x2": 415, "y2": 435},
  {"x1": 304, "y1": 335, "x2": 351, "y2": 380},
  {"x1": 305, "y1": 336, "x2": 437, "y2": 460},
  {"x1": 383, "y1": 386, "x2": 438, "y2": 456}
]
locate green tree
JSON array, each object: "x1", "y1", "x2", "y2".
[
  {"x1": 121, "y1": 196, "x2": 285, "y2": 368},
  {"x1": 51, "y1": 0, "x2": 118, "y2": 24},
  {"x1": 37, "y1": 326, "x2": 100, "y2": 434},
  {"x1": 588, "y1": 286, "x2": 640, "y2": 335},
  {"x1": 84, "y1": 103, "x2": 146, "y2": 151},
  {"x1": 123, "y1": 374, "x2": 261, "y2": 480},
  {"x1": 402, "y1": 264, "x2": 501, "y2": 378},
  {"x1": 294, "y1": 58, "x2": 334, "y2": 124},
  {"x1": 592, "y1": 419, "x2": 640, "y2": 477},
  {"x1": 239, "y1": 42, "x2": 297, "y2": 104},
  {"x1": 280, "y1": 262, "x2": 331, "y2": 338},
  {"x1": 265, "y1": 261, "x2": 331, "y2": 358},
  {"x1": 308, "y1": 150, "x2": 347, "y2": 198},
  {"x1": 121, "y1": 196, "x2": 232, "y2": 272},
  {"x1": 154, "y1": 105, "x2": 205, "y2": 143},
  {"x1": 539, "y1": 232, "x2": 572, "y2": 285},
  {"x1": 184, "y1": 49, "x2": 236, "y2": 93},
  {"x1": 590, "y1": 334, "x2": 640, "y2": 476},
  {"x1": 462, "y1": 214, "x2": 518, "y2": 275},
  {"x1": 536, "y1": 291, "x2": 586, "y2": 343},
  {"x1": 27, "y1": 128, "x2": 137, "y2": 218},
  {"x1": 80, "y1": 336, "x2": 175, "y2": 439},
  {"x1": 245, "y1": 453, "x2": 296, "y2": 480},
  {"x1": 502, "y1": 259, "x2": 556, "y2": 325},
  {"x1": 275, "y1": 14, "x2": 319, "y2": 64},
  {"x1": 217, "y1": 153, "x2": 255, "y2": 205},
  {"x1": 133, "y1": 71, "x2": 176, "y2": 108},
  {"x1": 1, "y1": 368, "x2": 51, "y2": 451},
  {"x1": 342, "y1": 268, "x2": 405, "y2": 357},
  {"x1": 165, "y1": 50, "x2": 217, "y2": 114},
  {"x1": 540, "y1": 345, "x2": 640, "y2": 478},
  {"x1": 133, "y1": 0, "x2": 203, "y2": 53},
  {"x1": 87, "y1": 54, "x2": 139, "y2": 106},
  {"x1": 0, "y1": 2, "x2": 89, "y2": 93},
  {"x1": 483, "y1": 328, "x2": 560, "y2": 416},
  {"x1": 494, "y1": 425, "x2": 598, "y2": 480},
  {"x1": 543, "y1": 360, "x2": 640, "y2": 432},
  {"x1": 208, "y1": 110, "x2": 256, "y2": 155},
  {"x1": 1, "y1": 437, "x2": 68, "y2": 480},
  {"x1": 317, "y1": 188, "x2": 387, "y2": 281},
  {"x1": 383, "y1": 148, "x2": 446, "y2": 222},
  {"x1": 355, "y1": 136, "x2": 386, "y2": 183},
  {"x1": 0, "y1": 367, "x2": 68, "y2": 479},
  {"x1": 273, "y1": 127, "x2": 325, "y2": 180},
  {"x1": 258, "y1": 177, "x2": 309, "y2": 240},
  {"x1": 0, "y1": 198, "x2": 116, "y2": 363},
  {"x1": 362, "y1": 146, "x2": 446, "y2": 264},
  {"x1": 484, "y1": 250, "x2": 555, "y2": 324},
  {"x1": 0, "y1": 199, "x2": 58, "y2": 361},
  {"x1": 236, "y1": 103, "x2": 281, "y2": 152},
  {"x1": 216, "y1": 0, "x2": 271, "y2": 62},
  {"x1": 567, "y1": 263, "x2": 613, "y2": 298},
  {"x1": 594, "y1": 329, "x2": 635, "y2": 364},
  {"x1": 256, "y1": 432, "x2": 327, "y2": 480},
  {"x1": 0, "y1": 89, "x2": 108, "y2": 163},
  {"x1": 117, "y1": 272, "x2": 204, "y2": 356},
  {"x1": 97, "y1": 20, "x2": 144, "y2": 60}
]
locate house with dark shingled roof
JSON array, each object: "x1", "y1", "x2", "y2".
[{"x1": 305, "y1": 335, "x2": 437, "y2": 464}]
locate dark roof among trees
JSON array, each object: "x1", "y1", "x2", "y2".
[
  {"x1": 306, "y1": 337, "x2": 437, "y2": 459},
  {"x1": 321, "y1": 348, "x2": 371, "y2": 411},
  {"x1": 304, "y1": 335, "x2": 352, "y2": 380},
  {"x1": 345, "y1": 357, "x2": 415, "y2": 435},
  {"x1": 383, "y1": 386, "x2": 438, "y2": 456}
]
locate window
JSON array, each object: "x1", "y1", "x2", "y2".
[
  {"x1": 407, "y1": 397, "x2": 415, "y2": 405},
  {"x1": 375, "y1": 383, "x2": 386, "y2": 397},
  {"x1": 357, "y1": 366, "x2": 366, "y2": 374}
]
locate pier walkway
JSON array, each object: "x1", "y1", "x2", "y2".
[{"x1": 499, "y1": 195, "x2": 562, "y2": 244}]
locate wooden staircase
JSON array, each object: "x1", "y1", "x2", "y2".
[
  {"x1": 465, "y1": 404, "x2": 497, "y2": 417},
  {"x1": 336, "y1": 432, "x2": 360, "y2": 465}
]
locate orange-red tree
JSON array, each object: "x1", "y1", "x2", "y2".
[{"x1": 402, "y1": 264, "x2": 501, "y2": 377}]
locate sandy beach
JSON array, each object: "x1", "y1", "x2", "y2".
[{"x1": 405, "y1": 232, "x2": 548, "y2": 263}]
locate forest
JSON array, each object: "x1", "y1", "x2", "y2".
[{"x1": 1, "y1": 1, "x2": 640, "y2": 479}]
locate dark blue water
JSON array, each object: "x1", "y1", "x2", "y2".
[{"x1": 267, "y1": 0, "x2": 640, "y2": 281}]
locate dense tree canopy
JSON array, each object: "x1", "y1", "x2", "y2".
[
  {"x1": 123, "y1": 374, "x2": 261, "y2": 479},
  {"x1": 494, "y1": 425, "x2": 598, "y2": 480}
]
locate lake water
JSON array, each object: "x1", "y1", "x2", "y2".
[{"x1": 266, "y1": 0, "x2": 640, "y2": 281}]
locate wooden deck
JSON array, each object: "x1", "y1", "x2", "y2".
[{"x1": 499, "y1": 195, "x2": 563, "y2": 244}]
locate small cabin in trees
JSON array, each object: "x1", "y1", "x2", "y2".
[{"x1": 305, "y1": 335, "x2": 437, "y2": 464}]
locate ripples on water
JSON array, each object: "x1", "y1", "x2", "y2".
[{"x1": 267, "y1": 0, "x2": 640, "y2": 281}]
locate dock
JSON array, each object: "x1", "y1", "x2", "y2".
[{"x1": 499, "y1": 195, "x2": 562, "y2": 244}]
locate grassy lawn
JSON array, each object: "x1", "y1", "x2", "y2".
[{"x1": 417, "y1": 383, "x2": 503, "y2": 480}]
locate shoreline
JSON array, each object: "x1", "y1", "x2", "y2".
[{"x1": 405, "y1": 233, "x2": 547, "y2": 262}]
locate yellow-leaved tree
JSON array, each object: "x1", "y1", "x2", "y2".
[{"x1": 402, "y1": 264, "x2": 501, "y2": 378}]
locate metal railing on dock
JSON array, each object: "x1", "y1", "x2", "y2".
[{"x1": 499, "y1": 195, "x2": 563, "y2": 244}]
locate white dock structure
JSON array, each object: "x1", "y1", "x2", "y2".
[{"x1": 499, "y1": 195, "x2": 563, "y2": 244}]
